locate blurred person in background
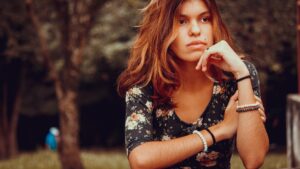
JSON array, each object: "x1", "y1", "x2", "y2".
[{"x1": 45, "y1": 127, "x2": 60, "y2": 151}]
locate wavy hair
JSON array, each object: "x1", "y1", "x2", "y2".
[{"x1": 118, "y1": 0, "x2": 237, "y2": 108}]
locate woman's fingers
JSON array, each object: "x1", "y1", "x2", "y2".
[
  {"x1": 195, "y1": 50, "x2": 205, "y2": 70},
  {"x1": 258, "y1": 107, "x2": 266, "y2": 123},
  {"x1": 200, "y1": 50, "x2": 211, "y2": 72},
  {"x1": 223, "y1": 91, "x2": 239, "y2": 138},
  {"x1": 196, "y1": 40, "x2": 245, "y2": 74},
  {"x1": 254, "y1": 95, "x2": 266, "y2": 122},
  {"x1": 195, "y1": 45, "x2": 222, "y2": 71},
  {"x1": 231, "y1": 91, "x2": 239, "y2": 101},
  {"x1": 258, "y1": 109, "x2": 266, "y2": 122},
  {"x1": 225, "y1": 91, "x2": 238, "y2": 111},
  {"x1": 255, "y1": 96, "x2": 265, "y2": 111},
  {"x1": 254, "y1": 95, "x2": 262, "y2": 102},
  {"x1": 259, "y1": 103, "x2": 265, "y2": 112},
  {"x1": 196, "y1": 48, "x2": 211, "y2": 71}
]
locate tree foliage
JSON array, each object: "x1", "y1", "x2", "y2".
[{"x1": 217, "y1": 0, "x2": 296, "y2": 83}]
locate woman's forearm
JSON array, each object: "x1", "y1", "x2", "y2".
[
  {"x1": 235, "y1": 69, "x2": 269, "y2": 168},
  {"x1": 128, "y1": 124, "x2": 224, "y2": 169}
]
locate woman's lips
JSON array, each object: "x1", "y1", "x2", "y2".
[{"x1": 186, "y1": 40, "x2": 207, "y2": 50}]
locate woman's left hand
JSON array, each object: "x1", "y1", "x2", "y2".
[{"x1": 195, "y1": 40, "x2": 249, "y2": 78}]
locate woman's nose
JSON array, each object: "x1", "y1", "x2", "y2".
[{"x1": 189, "y1": 20, "x2": 201, "y2": 36}]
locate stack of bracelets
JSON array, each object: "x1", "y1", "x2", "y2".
[
  {"x1": 235, "y1": 74, "x2": 261, "y2": 113},
  {"x1": 193, "y1": 128, "x2": 216, "y2": 152}
]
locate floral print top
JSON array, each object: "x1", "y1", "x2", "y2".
[{"x1": 124, "y1": 61, "x2": 261, "y2": 169}]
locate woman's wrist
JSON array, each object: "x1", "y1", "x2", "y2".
[
  {"x1": 209, "y1": 123, "x2": 228, "y2": 142},
  {"x1": 232, "y1": 62, "x2": 249, "y2": 79}
]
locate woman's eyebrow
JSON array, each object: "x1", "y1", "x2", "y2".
[{"x1": 178, "y1": 11, "x2": 210, "y2": 18}]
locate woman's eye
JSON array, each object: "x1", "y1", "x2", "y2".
[
  {"x1": 179, "y1": 19, "x2": 187, "y2": 25},
  {"x1": 200, "y1": 16, "x2": 211, "y2": 23}
]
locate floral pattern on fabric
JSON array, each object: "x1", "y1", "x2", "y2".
[
  {"x1": 124, "y1": 61, "x2": 261, "y2": 169},
  {"x1": 196, "y1": 151, "x2": 219, "y2": 167}
]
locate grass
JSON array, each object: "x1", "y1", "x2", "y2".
[
  {"x1": 0, "y1": 149, "x2": 286, "y2": 169},
  {"x1": 0, "y1": 149, "x2": 130, "y2": 169}
]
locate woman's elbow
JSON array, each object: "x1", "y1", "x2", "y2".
[
  {"x1": 128, "y1": 149, "x2": 151, "y2": 169},
  {"x1": 241, "y1": 139, "x2": 269, "y2": 169},
  {"x1": 244, "y1": 159, "x2": 264, "y2": 169},
  {"x1": 242, "y1": 153, "x2": 267, "y2": 169}
]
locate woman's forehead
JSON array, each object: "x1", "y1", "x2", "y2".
[{"x1": 177, "y1": 0, "x2": 209, "y2": 16}]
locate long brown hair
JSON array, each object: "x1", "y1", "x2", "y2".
[{"x1": 118, "y1": 0, "x2": 236, "y2": 108}]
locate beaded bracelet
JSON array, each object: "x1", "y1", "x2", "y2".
[
  {"x1": 236, "y1": 102, "x2": 260, "y2": 113},
  {"x1": 204, "y1": 128, "x2": 216, "y2": 146},
  {"x1": 193, "y1": 130, "x2": 208, "y2": 152}
]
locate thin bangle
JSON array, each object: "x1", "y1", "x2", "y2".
[
  {"x1": 236, "y1": 74, "x2": 251, "y2": 83},
  {"x1": 204, "y1": 128, "x2": 216, "y2": 146},
  {"x1": 193, "y1": 130, "x2": 208, "y2": 152}
]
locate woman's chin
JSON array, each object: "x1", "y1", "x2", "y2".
[
  {"x1": 174, "y1": 51, "x2": 204, "y2": 63},
  {"x1": 190, "y1": 51, "x2": 204, "y2": 58},
  {"x1": 180, "y1": 57, "x2": 200, "y2": 63}
]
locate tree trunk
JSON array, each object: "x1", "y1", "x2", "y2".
[
  {"x1": 56, "y1": 66, "x2": 83, "y2": 169},
  {"x1": 0, "y1": 126, "x2": 5, "y2": 160},
  {"x1": 0, "y1": 106, "x2": 6, "y2": 159},
  {"x1": 0, "y1": 61, "x2": 23, "y2": 160},
  {"x1": 7, "y1": 67, "x2": 24, "y2": 158},
  {"x1": 0, "y1": 89, "x2": 5, "y2": 159},
  {"x1": 0, "y1": 77, "x2": 8, "y2": 160}
]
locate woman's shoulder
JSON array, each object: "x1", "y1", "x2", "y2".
[
  {"x1": 126, "y1": 84, "x2": 153, "y2": 101},
  {"x1": 242, "y1": 60, "x2": 259, "y2": 79},
  {"x1": 125, "y1": 84, "x2": 154, "y2": 112},
  {"x1": 243, "y1": 59, "x2": 258, "y2": 70}
]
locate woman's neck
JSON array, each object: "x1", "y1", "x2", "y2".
[{"x1": 177, "y1": 62, "x2": 213, "y2": 92}]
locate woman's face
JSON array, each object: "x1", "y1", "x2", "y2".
[{"x1": 170, "y1": 0, "x2": 213, "y2": 63}]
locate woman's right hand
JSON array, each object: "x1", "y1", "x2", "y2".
[{"x1": 220, "y1": 91, "x2": 239, "y2": 139}]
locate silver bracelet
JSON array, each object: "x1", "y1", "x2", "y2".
[{"x1": 193, "y1": 130, "x2": 208, "y2": 152}]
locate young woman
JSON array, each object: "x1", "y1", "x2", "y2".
[{"x1": 118, "y1": 0, "x2": 269, "y2": 168}]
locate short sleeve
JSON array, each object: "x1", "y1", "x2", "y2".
[
  {"x1": 124, "y1": 86, "x2": 154, "y2": 156},
  {"x1": 243, "y1": 60, "x2": 261, "y2": 97}
]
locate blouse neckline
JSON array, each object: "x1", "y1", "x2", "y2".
[{"x1": 172, "y1": 81, "x2": 218, "y2": 126}]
